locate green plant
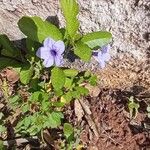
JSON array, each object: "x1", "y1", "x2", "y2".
[
  {"x1": 128, "y1": 96, "x2": 140, "y2": 119},
  {"x1": 0, "y1": 112, "x2": 6, "y2": 134},
  {"x1": 0, "y1": 0, "x2": 112, "y2": 148},
  {"x1": 146, "y1": 105, "x2": 150, "y2": 118}
]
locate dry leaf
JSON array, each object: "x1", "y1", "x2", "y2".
[
  {"x1": 0, "y1": 103, "x2": 4, "y2": 109},
  {"x1": 6, "y1": 69, "x2": 19, "y2": 83},
  {"x1": 74, "y1": 100, "x2": 84, "y2": 122},
  {"x1": 86, "y1": 84, "x2": 101, "y2": 97}
]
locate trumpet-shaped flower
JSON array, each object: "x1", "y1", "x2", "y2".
[
  {"x1": 93, "y1": 45, "x2": 111, "y2": 68},
  {"x1": 36, "y1": 37, "x2": 65, "y2": 68}
]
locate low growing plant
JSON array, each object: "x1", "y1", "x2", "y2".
[{"x1": 0, "y1": 0, "x2": 112, "y2": 148}]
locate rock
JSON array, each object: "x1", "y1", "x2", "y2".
[{"x1": 0, "y1": 0, "x2": 149, "y2": 62}]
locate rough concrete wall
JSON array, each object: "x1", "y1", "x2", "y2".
[{"x1": 0, "y1": 0, "x2": 149, "y2": 60}]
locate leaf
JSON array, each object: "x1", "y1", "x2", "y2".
[
  {"x1": 24, "y1": 117, "x2": 31, "y2": 128},
  {"x1": 0, "y1": 113, "x2": 4, "y2": 120},
  {"x1": 20, "y1": 65, "x2": 33, "y2": 85},
  {"x1": 74, "y1": 41, "x2": 92, "y2": 61},
  {"x1": 63, "y1": 69, "x2": 78, "y2": 77},
  {"x1": 0, "y1": 125, "x2": 6, "y2": 133},
  {"x1": 63, "y1": 123, "x2": 74, "y2": 139},
  {"x1": 9, "y1": 95, "x2": 20, "y2": 105},
  {"x1": 128, "y1": 96, "x2": 140, "y2": 118},
  {"x1": 21, "y1": 104, "x2": 30, "y2": 113},
  {"x1": 51, "y1": 67, "x2": 66, "y2": 91},
  {"x1": 60, "y1": 0, "x2": 79, "y2": 39},
  {"x1": 5, "y1": 68, "x2": 20, "y2": 83},
  {"x1": 0, "y1": 57, "x2": 20, "y2": 70},
  {"x1": 81, "y1": 31, "x2": 112, "y2": 49},
  {"x1": 18, "y1": 16, "x2": 63, "y2": 43},
  {"x1": 26, "y1": 38, "x2": 38, "y2": 54},
  {"x1": 74, "y1": 86, "x2": 89, "y2": 96},
  {"x1": 147, "y1": 106, "x2": 150, "y2": 113},
  {"x1": 89, "y1": 75, "x2": 97, "y2": 86},
  {"x1": 0, "y1": 34, "x2": 21, "y2": 59},
  {"x1": 54, "y1": 89, "x2": 63, "y2": 97},
  {"x1": 74, "y1": 100, "x2": 84, "y2": 122},
  {"x1": 86, "y1": 84, "x2": 100, "y2": 97},
  {"x1": 45, "y1": 112, "x2": 64, "y2": 128},
  {"x1": 0, "y1": 140, "x2": 5, "y2": 150},
  {"x1": 30, "y1": 91, "x2": 49, "y2": 102},
  {"x1": 61, "y1": 91, "x2": 73, "y2": 103},
  {"x1": 64, "y1": 78, "x2": 73, "y2": 89}
]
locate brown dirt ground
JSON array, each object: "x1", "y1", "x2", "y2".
[
  {"x1": 79, "y1": 89, "x2": 150, "y2": 150},
  {"x1": 78, "y1": 55, "x2": 150, "y2": 150},
  {"x1": 0, "y1": 55, "x2": 150, "y2": 150}
]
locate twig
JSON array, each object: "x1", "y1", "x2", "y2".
[
  {"x1": 101, "y1": 126, "x2": 123, "y2": 149},
  {"x1": 3, "y1": 136, "x2": 39, "y2": 146},
  {"x1": 78, "y1": 98, "x2": 91, "y2": 115},
  {"x1": 78, "y1": 98, "x2": 99, "y2": 137}
]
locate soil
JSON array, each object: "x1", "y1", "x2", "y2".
[
  {"x1": 0, "y1": 55, "x2": 150, "y2": 150},
  {"x1": 79, "y1": 89, "x2": 150, "y2": 150}
]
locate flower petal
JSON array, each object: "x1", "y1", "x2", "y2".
[
  {"x1": 36, "y1": 47, "x2": 51, "y2": 59},
  {"x1": 99, "y1": 59, "x2": 106, "y2": 69},
  {"x1": 54, "y1": 40, "x2": 65, "y2": 55},
  {"x1": 103, "y1": 53, "x2": 110, "y2": 62},
  {"x1": 44, "y1": 37, "x2": 55, "y2": 48},
  {"x1": 101, "y1": 45, "x2": 110, "y2": 54},
  {"x1": 54, "y1": 55, "x2": 63, "y2": 66},
  {"x1": 43, "y1": 57, "x2": 54, "y2": 68}
]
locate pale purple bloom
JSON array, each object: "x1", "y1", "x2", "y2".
[
  {"x1": 93, "y1": 45, "x2": 111, "y2": 68},
  {"x1": 36, "y1": 37, "x2": 65, "y2": 68}
]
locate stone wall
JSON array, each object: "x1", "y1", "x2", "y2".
[{"x1": 0, "y1": 0, "x2": 149, "y2": 60}]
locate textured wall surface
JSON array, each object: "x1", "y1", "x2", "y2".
[{"x1": 0, "y1": 0, "x2": 149, "y2": 60}]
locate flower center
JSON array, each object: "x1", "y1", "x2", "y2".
[{"x1": 51, "y1": 49, "x2": 57, "y2": 56}]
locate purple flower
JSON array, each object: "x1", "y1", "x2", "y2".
[
  {"x1": 36, "y1": 37, "x2": 65, "y2": 68},
  {"x1": 93, "y1": 45, "x2": 111, "y2": 68}
]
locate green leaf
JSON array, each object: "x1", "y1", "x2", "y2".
[
  {"x1": 26, "y1": 38, "x2": 40, "y2": 54},
  {"x1": 81, "y1": 31, "x2": 112, "y2": 49},
  {"x1": 20, "y1": 65, "x2": 33, "y2": 85},
  {"x1": 60, "y1": 0, "x2": 79, "y2": 39},
  {"x1": 84, "y1": 71, "x2": 91, "y2": 78},
  {"x1": 62, "y1": 91, "x2": 73, "y2": 103},
  {"x1": 24, "y1": 117, "x2": 31, "y2": 128},
  {"x1": 0, "y1": 34, "x2": 21, "y2": 59},
  {"x1": 74, "y1": 41, "x2": 92, "y2": 61},
  {"x1": 0, "y1": 57, "x2": 20, "y2": 70},
  {"x1": 64, "y1": 78, "x2": 73, "y2": 89},
  {"x1": 63, "y1": 69, "x2": 78, "y2": 77},
  {"x1": 89, "y1": 75, "x2": 97, "y2": 86},
  {"x1": 0, "y1": 140, "x2": 5, "y2": 150},
  {"x1": 63, "y1": 123, "x2": 74, "y2": 139},
  {"x1": 51, "y1": 67, "x2": 66, "y2": 91},
  {"x1": 9, "y1": 95, "x2": 20, "y2": 104},
  {"x1": 45, "y1": 112, "x2": 64, "y2": 128},
  {"x1": 18, "y1": 16, "x2": 63, "y2": 43},
  {"x1": 54, "y1": 89, "x2": 63, "y2": 97},
  {"x1": 71, "y1": 90, "x2": 80, "y2": 99},
  {"x1": 0, "y1": 113, "x2": 4, "y2": 120},
  {"x1": 147, "y1": 106, "x2": 150, "y2": 113},
  {"x1": 21, "y1": 104, "x2": 30, "y2": 113},
  {"x1": 30, "y1": 91, "x2": 49, "y2": 102},
  {"x1": 30, "y1": 78, "x2": 40, "y2": 91},
  {"x1": 0, "y1": 125, "x2": 6, "y2": 133},
  {"x1": 74, "y1": 86, "x2": 89, "y2": 96},
  {"x1": 128, "y1": 96, "x2": 140, "y2": 118},
  {"x1": 52, "y1": 101, "x2": 65, "y2": 107}
]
